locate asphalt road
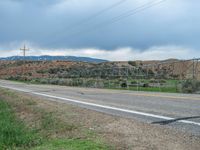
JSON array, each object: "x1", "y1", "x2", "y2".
[{"x1": 0, "y1": 80, "x2": 200, "y2": 135}]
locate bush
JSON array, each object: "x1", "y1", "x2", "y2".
[
  {"x1": 7, "y1": 75, "x2": 22, "y2": 81},
  {"x1": 49, "y1": 78, "x2": 60, "y2": 85},
  {"x1": 94, "y1": 81, "x2": 104, "y2": 88},
  {"x1": 181, "y1": 80, "x2": 200, "y2": 93},
  {"x1": 159, "y1": 79, "x2": 167, "y2": 84},
  {"x1": 121, "y1": 82, "x2": 127, "y2": 88},
  {"x1": 30, "y1": 78, "x2": 40, "y2": 84},
  {"x1": 39, "y1": 79, "x2": 49, "y2": 84},
  {"x1": 143, "y1": 83, "x2": 149, "y2": 87},
  {"x1": 48, "y1": 68, "x2": 61, "y2": 74},
  {"x1": 128, "y1": 61, "x2": 137, "y2": 66},
  {"x1": 36, "y1": 70, "x2": 48, "y2": 74},
  {"x1": 149, "y1": 79, "x2": 156, "y2": 83},
  {"x1": 57, "y1": 79, "x2": 67, "y2": 85},
  {"x1": 131, "y1": 81, "x2": 137, "y2": 85}
]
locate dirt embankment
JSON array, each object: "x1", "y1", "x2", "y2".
[{"x1": 0, "y1": 60, "x2": 199, "y2": 80}]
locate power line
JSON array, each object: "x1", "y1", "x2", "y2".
[
  {"x1": 96, "y1": 0, "x2": 167, "y2": 28},
  {"x1": 74, "y1": 0, "x2": 167, "y2": 36},
  {"x1": 47, "y1": 0, "x2": 128, "y2": 44},
  {"x1": 70, "y1": 0, "x2": 128, "y2": 28},
  {"x1": 50, "y1": 0, "x2": 167, "y2": 45}
]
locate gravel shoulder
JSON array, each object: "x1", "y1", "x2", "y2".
[{"x1": 0, "y1": 88, "x2": 199, "y2": 150}]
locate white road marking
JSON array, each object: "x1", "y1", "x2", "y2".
[{"x1": 1, "y1": 85, "x2": 200, "y2": 126}]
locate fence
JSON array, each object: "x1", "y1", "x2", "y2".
[
  {"x1": 2, "y1": 58, "x2": 200, "y2": 93},
  {"x1": 44, "y1": 58, "x2": 200, "y2": 93}
]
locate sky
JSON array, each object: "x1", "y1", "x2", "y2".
[{"x1": 0, "y1": 0, "x2": 200, "y2": 61}]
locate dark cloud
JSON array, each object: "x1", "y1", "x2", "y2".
[{"x1": 0, "y1": 0, "x2": 200, "y2": 52}]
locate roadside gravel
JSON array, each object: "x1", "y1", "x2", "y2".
[{"x1": 0, "y1": 89, "x2": 199, "y2": 150}]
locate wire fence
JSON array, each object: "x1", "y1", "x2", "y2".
[
  {"x1": 1, "y1": 58, "x2": 200, "y2": 93},
  {"x1": 40, "y1": 58, "x2": 200, "y2": 93}
]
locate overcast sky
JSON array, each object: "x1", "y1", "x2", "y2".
[{"x1": 0, "y1": 0, "x2": 200, "y2": 60}]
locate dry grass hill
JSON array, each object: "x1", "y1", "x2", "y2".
[{"x1": 0, "y1": 60, "x2": 199, "y2": 80}]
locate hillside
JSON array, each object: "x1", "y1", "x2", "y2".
[
  {"x1": 0, "y1": 59, "x2": 199, "y2": 93},
  {"x1": 0, "y1": 59, "x2": 199, "y2": 80},
  {"x1": 0, "y1": 55, "x2": 108, "y2": 63}
]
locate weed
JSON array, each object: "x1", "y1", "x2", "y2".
[
  {"x1": 32, "y1": 139, "x2": 110, "y2": 150},
  {"x1": 0, "y1": 100, "x2": 42, "y2": 149}
]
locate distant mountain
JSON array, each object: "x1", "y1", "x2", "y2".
[{"x1": 0, "y1": 55, "x2": 108, "y2": 63}]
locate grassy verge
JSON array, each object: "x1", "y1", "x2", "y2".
[
  {"x1": 5, "y1": 78, "x2": 180, "y2": 93},
  {"x1": 127, "y1": 86, "x2": 178, "y2": 93},
  {"x1": 33, "y1": 139, "x2": 108, "y2": 150},
  {"x1": 0, "y1": 100, "x2": 41, "y2": 149},
  {"x1": 0, "y1": 89, "x2": 110, "y2": 150}
]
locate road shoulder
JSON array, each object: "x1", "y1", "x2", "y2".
[{"x1": 0, "y1": 88, "x2": 200, "y2": 150}]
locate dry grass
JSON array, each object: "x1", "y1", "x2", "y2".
[
  {"x1": 0, "y1": 89, "x2": 110, "y2": 149},
  {"x1": 0, "y1": 88, "x2": 200, "y2": 150}
]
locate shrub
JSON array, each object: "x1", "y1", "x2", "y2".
[
  {"x1": 121, "y1": 82, "x2": 127, "y2": 88},
  {"x1": 147, "y1": 69, "x2": 155, "y2": 78},
  {"x1": 128, "y1": 61, "x2": 137, "y2": 66},
  {"x1": 94, "y1": 81, "x2": 104, "y2": 88},
  {"x1": 30, "y1": 78, "x2": 40, "y2": 84},
  {"x1": 28, "y1": 72, "x2": 32, "y2": 76},
  {"x1": 39, "y1": 79, "x2": 49, "y2": 84},
  {"x1": 181, "y1": 80, "x2": 200, "y2": 93},
  {"x1": 159, "y1": 79, "x2": 167, "y2": 83},
  {"x1": 143, "y1": 83, "x2": 149, "y2": 87},
  {"x1": 36, "y1": 70, "x2": 48, "y2": 74},
  {"x1": 49, "y1": 78, "x2": 60, "y2": 85},
  {"x1": 48, "y1": 68, "x2": 61, "y2": 74},
  {"x1": 131, "y1": 81, "x2": 137, "y2": 84},
  {"x1": 149, "y1": 79, "x2": 156, "y2": 83},
  {"x1": 57, "y1": 79, "x2": 67, "y2": 85}
]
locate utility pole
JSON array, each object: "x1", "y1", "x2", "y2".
[
  {"x1": 20, "y1": 44, "x2": 29, "y2": 76},
  {"x1": 20, "y1": 44, "x2": 29, "y2": 58},
  {"x1": 192, "y1": 59, "x2": 195, "y2": 80}
]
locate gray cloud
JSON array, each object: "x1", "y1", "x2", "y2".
[{"x1": 0, "y1": 0, "x2": 200, "y2": 58}]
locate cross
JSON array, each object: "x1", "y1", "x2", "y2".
[{"x1": 20, "y1": 44, "x2": 29, "y2": 57}]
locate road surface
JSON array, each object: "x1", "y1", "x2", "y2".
[{"x1": 0, "y1": 79, "x2": 200, "y2": 135}]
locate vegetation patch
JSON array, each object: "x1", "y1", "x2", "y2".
[
  {"x1": 32, "y1": 139, "x2": 109, "y2": 150},
  {"x1": 0, "y1": 89, "x2": 110, "y2": 150},
  {"x1": 0, "y1": 99, "x2": 41, "y2": 149},
  {"x1": 1, "y1": 60, "x2": 200, "y2": 93},
  {"x1": 181, "y1": 80, "x2": 200, "y2": 93}
]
